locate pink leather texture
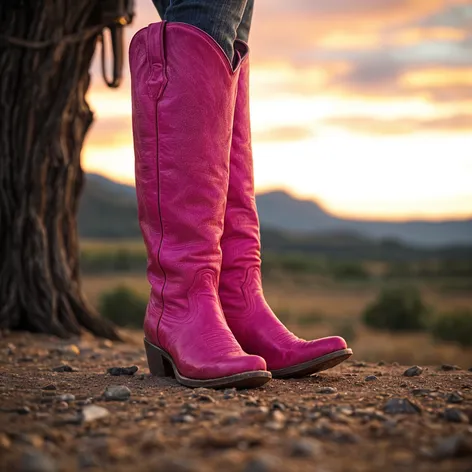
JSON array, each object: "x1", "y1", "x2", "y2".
[
  {"x1": 219, "y1": 45, "x2": 348, "y2": 371},
  {"x1": 130, "y1": 22, "x2": 266, "y2": 380}
]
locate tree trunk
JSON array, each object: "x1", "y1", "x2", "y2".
[{"x1": 0, "y1": 1, "x2": 120, "y2": 339}]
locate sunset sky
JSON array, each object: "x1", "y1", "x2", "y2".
[{"x1": 83, "y1": 0, "x2": 472, "y2": 221}]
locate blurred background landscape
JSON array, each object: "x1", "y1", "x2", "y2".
[{"x1": 80, "y1": 0, "x2": 472, "y2": 366}]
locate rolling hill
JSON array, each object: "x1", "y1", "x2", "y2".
[{"x1": 79, "y1": 173, "x2": 472, "y2": 248}]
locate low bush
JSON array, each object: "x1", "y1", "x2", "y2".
[
  {"x1": 362, "y1": 285, "x2": 428, "y2": 332},
  {"x1": 99, "y1": 285, "x2": 148, "y2": 328},
  {"x1": 430, "y1": 309, "x2": 472, "y2": 347}
]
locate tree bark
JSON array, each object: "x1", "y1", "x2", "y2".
[{"x1": 0, "y1": 1, "x2": 120, "y2": 339}]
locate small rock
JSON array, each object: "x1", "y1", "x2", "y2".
[
  {"x1": 446, "y1": 391, "x2": 464, "y2": 404},
  {"x1": 103, "y1": 385, "x2": 131, "y2": 401},
  {"x1": 0, "y1": 432, "x2": 11, "y2": 449},
  {"x1": 245, "y1": 396, "x2": 259, "y2": 406},
  {"x1": 107, "y1": 365, "x2": 138, "y2": 376},
  {"x1": 317, "y1": 387, "x2": 337, "y2": 394},
  {"x1": 19, "y1": 355, "x2": 36, "y2": 363},
  {"x1": 288, "y1": 438, "x2": 321, "y2": 457},
  {"x1": 100, "y1": 339, "x2": 113, "y2": 349},
  {"x1": 57, "y1": 394, "x2": 75, "y2": 403},
  {"x1": 384, "y1": 398, "x2": 421, "y2": 415},
  {"x1": 81, "y1": 405, "x2": 110, "y2": 423},
  {"x1": 443, "y1": 408, "x2": 469, "y2": 424},
  {"x1": 403, "y1": 365, "x2": 423, "y2": 377},
  {"x1": 244, "y1": 455, "x2": 280, "y2": 472},
  {"x1": 468, "y1": 367, "x2": 472, "y2": 372},
  {"x1": 54, "y1": 344, "x2": 80, "y2": 356},
  {"x1": 6, "y1": 343, "x2": 16, "y2": 355},
  {"x1": 365, "y1": 375, "x2": 378, "y2": 382},
  {"x1": 171, "y1": 414, "x2": 195, "y2": 424},
  {"x1": 392, "y1": 362, "x2": 400, "y2": 367},
  {"x1": 411, "y1": 388, "x2": 434, "y2": 397},
  {"x1": 15, "y1": 406, "x2": 30, "y2": 415},
  {"x1": 353, "y1": 361, "x2": 367, "y2": 367},
  {"x1": 223, "y1": 388, "x2": 236, "y2": 399},
  {"x1": 41, "y1": 384, "x2": 56, "y2": 391},
  {"x1": 52, "y1": 364, "x2": 78, "y2": 373},
  {"x1": 18, "y1": 450, "x2": 58, "y2": 472},
  {"x1": 195, "y1": 394, "x2": 215, "y2": 403},
  {"x1": 377, "y1": 360, "x2": 386, "y2": 366},
  {"x1": 56, "y1": 402, "x2": 68, "y2": 411},
  {"x1": 221, "y1": 413, "x2": 240, "y2": 425},
  {"x1": 270, "y1": 401, "x2": 286, "y2": 411},
  {"x1": 270, "y1": 410, "x2": 285, "y2": 423},
  {"x1": 434, "y1": 435, "x2": 472, "y2": 459},
  {"x1": 305, "y1": 420, "x2": 359, "y2": 443},
  {"x1": 441, "y1": 364, "x2": 460, "y2": 371}
]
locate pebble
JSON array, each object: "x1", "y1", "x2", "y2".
[
  {"x1": 288, "y1": 438, "x2": 321, "y2": 457},
  {"x1": 6, "y1": 343, "x2": 16, "y2": 355},
  {"x1": 411, "y1": 388, "x2": 434, "y2": 397},
  {"x1": 103, "y1": 385, "x2": 131, "y2": 401},
  {"x1": 81, "y1": 405, "x2": 110, "y2": 423},
  {"x1": 270, "y1": 401, "x2": 286, "y2": 411},
  {"x1": 41, "y1": 384, "x2": 56, "y2": 391},
  {"x1": 17, "y1": 406, "x2": 31, "y2": 415},
  {"x1": 384, "y1": 398, "x2": 421, "y2": 415},
  {"x1": 57, "y1": 394, "x2": 75, "y2": 402},
  {"x1": 56, "y1": 402, "x2": 69, "y2": 411},
  {"x1": 0, "y1": 432, "x2": 11, "y2": 449},
  {"x1": 446, "y1": 391, "x2": 464, "y2": 404},
  {"x1": 403, "y1": 366, "x2": 423, "y2": 377},
  {"x1": 443, "y1": 408, "x2": 469, "y2": 423},
  {"x1": 223, "y1": 388, "x2": 236, "y2": 399},
  {"x1": 18, "y1": 450, "x2": 58, "y2": 472},
  {"x1": 107, "y1": 366, "x2": 138, "y2": 376},
  {"x1": 245, "y1": 396, "x2": 259, "y2": 406},
  {"x1": 18, "y1": 356, "x2": 34, "y2": 362},
  {"x1": 353, "y1": 361, "x2": 367, "y2": 367},
  {"x1": 305, "y1": 420, "x2": 359, "y2": 444},
  {"x1": 365, "y1": 375, "x2": 378, "y2": 382},
  {"x1": 317, "y1": 387, "x2": 337, "y2": 394},
  {"x1": 434, "y1": 435, "x2": 472, "y2": 459},
  {"x1": 52, "y1": 364, "x2": 78, "y2": 373},
  {"x1": 171, "y1": 414, "x2": 195, "y2": 424},
  {"x1": 195, "y1": 394, "x2": 215, "y2": 403},
  {"x1": 244, "y1": 455, "x2": 280, "y2": 472},
  {"x1": 441, "y1": 364, "x2": 461, "y2": 371}
]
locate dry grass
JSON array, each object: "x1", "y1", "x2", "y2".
[{"x1": 82, "y1": 273, "x2": 472, "y2": 368}]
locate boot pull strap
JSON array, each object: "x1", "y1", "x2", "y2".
[{"x1": 146, "y1": 21, "x2": 168, "y2": 99}]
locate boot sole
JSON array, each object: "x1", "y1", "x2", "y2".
[
  {"x1": 270, "y1": 348, "x2": 353, "y2": 379},
  {"x1": 144, "y1": 338, "x2": 272, "y2": 389}
]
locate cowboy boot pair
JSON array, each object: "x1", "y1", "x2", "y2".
[{"x1": 130, "y1": 22, "x2": 352, "y2": 388}]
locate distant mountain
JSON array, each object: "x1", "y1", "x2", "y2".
[
  {"x1": 78, "y1": 174, "x2": 472, "y2": 247},
  {"x1": 257, "y1": 191, "x2": 472, "y2": 247}
]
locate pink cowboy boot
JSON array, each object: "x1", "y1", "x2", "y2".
[
  {"x1": 219, "y1": 43, "x2": 353, "y2": 378},
  {"x1": 130, "y1": 23, "x2": 271, "y2": 388}
]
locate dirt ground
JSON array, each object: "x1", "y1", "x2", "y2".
[{"x1": 0, "y1": 331, "x2": 471, "y2": 472}]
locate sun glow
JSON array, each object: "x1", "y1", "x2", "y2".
[{"x1": 82, "y1": 0, "x2": 472, "y2": 221}]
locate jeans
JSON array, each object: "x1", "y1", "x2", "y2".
[{"x1": 151, "y1": 0, "x2": 254, "y2": 63}]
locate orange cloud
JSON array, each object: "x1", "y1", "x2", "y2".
[{"x1": 323, "y1": 113, "x2": 472, "y2": 135}]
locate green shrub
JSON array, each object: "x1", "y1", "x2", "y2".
[
  {"x1": 99, "y1": 285, "x2": 148, "y2": 328},
  {"x1": 330, "y1": 262, "x2": 369, "y2": 280},
  {"x1": 331, "y1": 320, "x2": 357, "y2": 344},
  {"x1": 431, "y1": 309, "x2": 472, "y2": 347},
  {"x1": 362, "y1": 285, "x2": 428, "y2": 332},
  {"x1": 297, "y1": 310, "x2": 325, "y2": 326}
]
